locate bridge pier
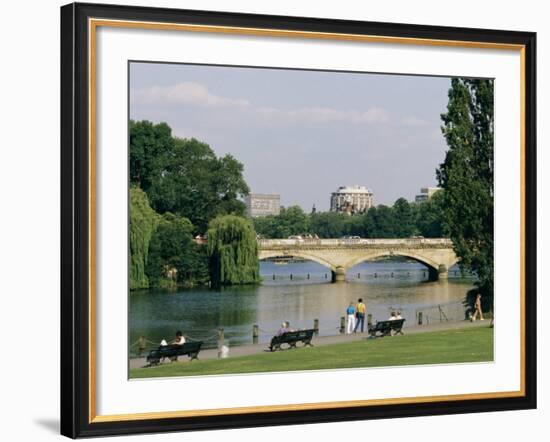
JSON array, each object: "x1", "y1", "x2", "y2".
[
  {"x1": 428, "y1": 264, "x2": 449, "y2": 281},
  {"x1": 331, "y1": 267, "x2": 347, "y2": 283}
]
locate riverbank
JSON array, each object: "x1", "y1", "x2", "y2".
[{"x1": 129, "y1": 321, "x2": 493, "y2": 378}]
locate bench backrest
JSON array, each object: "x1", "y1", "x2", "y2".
[
  {"x1": 271, "y1": 329, "x2": 315, "y2": 344},
  {"x1": 373, "y1": 319, "x2": 406, "y2": 330},
  {"x1": 390, "y1": 319, "x2": 405, "y2": 329},
  {"x1": 179, "y1": 341, "x2": 202, "y2": 351},
  {"x1": 148, "y1": 341, "x2": 202, "y2": 359}
]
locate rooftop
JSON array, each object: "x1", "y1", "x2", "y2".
[{"x1": 333, "y1": 185, "x2": 373, "y2": 194}]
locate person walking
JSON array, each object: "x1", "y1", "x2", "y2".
[
  {"x1": 471, "y1": 293, "x2": 484, "y2": 321},
  {"x1": 354, "y1": 298, "x2": 367, "y2": 333},
  {"x1": 346, "y1": 302, "x2": 356, "y2": 334}
]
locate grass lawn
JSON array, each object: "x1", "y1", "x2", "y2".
[{"x1": 130, "y1": 326, "x2": 493, "y2": 379}]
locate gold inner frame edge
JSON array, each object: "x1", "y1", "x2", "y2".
[{"x1": 87, "y1": 18, "x2": 527, "y2": 424}]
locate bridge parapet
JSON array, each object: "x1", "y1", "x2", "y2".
[{"x1": 258, "y1": 238, "x2": 453, "y2": 249}]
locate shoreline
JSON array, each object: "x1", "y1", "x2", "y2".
[{"x1": 129, "y1": 318, "x2": 490, "y2": 369}]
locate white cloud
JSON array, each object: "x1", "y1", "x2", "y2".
[
  {"x1": 256, "y1": 106, "x2": 391, "y2": 125},
  {"x1": 131, "y1": 82, "x2": 251, "y2": 108},
  {"x1": 132, "y1": 82, "x2": 392, "y2": 126}
]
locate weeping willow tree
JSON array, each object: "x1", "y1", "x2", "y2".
[
  {"x1": 207, "y1": 215, "x2": 260, "y2": 286},
  {"x1": 129, "y1": 186, "x2": 160, "y2": 289}
]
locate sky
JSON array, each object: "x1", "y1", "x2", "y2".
[{"x1": 130, "y1": 62, "x2": 451, "y2": 211}]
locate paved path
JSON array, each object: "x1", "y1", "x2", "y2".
[{"x1": 129, "y1": 319, "x2": 491, "y2": 369}]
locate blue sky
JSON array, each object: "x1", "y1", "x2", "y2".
[{"x1": 130, "y1": 62, "x2": 451, "y2": 211}]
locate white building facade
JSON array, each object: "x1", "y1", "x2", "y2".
[{"x1": 330, "y1": 185, "x2": 374, "y2": 215}]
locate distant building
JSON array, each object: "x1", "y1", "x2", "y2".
[
  {"x1": 330, "y1": 185, "x2": 374, "y2": 215},
  {"x1": 245, "y1": 193, "x2": 281, "y2": 217},
  {"x1": 415, "y1": 187, "x2": 442, "y2": 203}
]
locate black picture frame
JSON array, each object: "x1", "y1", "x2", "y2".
[{"x1": 60, "y1": 2, "x2": 537, "y2": 438}]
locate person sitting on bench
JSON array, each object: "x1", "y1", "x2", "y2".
[
  {"x1": 171, "y1": 331, "x2": 186, "y2": 346},
  {"x1": 165, "y1": 331, "x2": 186, "y2": 362},
  {"x1": 158, "y1": 339, "x2": 168, "y2": 362},
  {"x1": 277, "y1": 322, "x2": 289, "y2": 336}
]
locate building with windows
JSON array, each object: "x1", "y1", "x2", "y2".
[
  {"x1": 330, "y1": 185, "x2": 374, "y2": 215},
  {"x1": 245, "y1": 193, "x2": 281, "y2": 217},
  {"x1": 415, "y1": 187, "x2": 442, "y2": 203}
]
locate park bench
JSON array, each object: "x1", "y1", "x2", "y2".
[
  {"x1": 146, "y1": 341, "x2": 203, "y2": 366},
  {"x1": 368, "y1": 319, "x2": 406, "y2": 338},
  {"x1": 269, "y1": 329, "x2": 315, "y2": 351}
]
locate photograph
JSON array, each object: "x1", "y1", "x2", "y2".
[{"x1": 127, "y1": 62, "x2": 495, "y2": 379}]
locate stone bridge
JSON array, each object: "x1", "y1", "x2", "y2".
[{"x1": 258, "y1": 238, "x2": 458, "y2": 282}]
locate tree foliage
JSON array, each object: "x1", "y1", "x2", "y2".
[
  {"x1": 129, "y1": 186, "x2": 160, "y2": 290},
  {"x1": 207, "y1": 215, "x2": 260, "y2": 286},
  {"x1": 146, "y1": 213, "x2": 209, "y2": 287},
  {"x1": 415, "y1": 190, "x2": 448, "y2": 238},
  {"x1": 252, "y1": 199, "x2": 446, "y2": 240},
  {"x1": 130, "y1": 121, "x2": 249, "y2": 232},
  {"x1": 129, "y1": 120, "x2": 174, "y2": 191},
  {"x1": 392, "y1": 198, "x2": 415, "y2": 237},
  {"x1": 253, "y1": 206, "x2": 310, "y2": 238},
  {"x1": 309, "y1": 211, "x2": 348, "y2": 238},
  {"x1": 437, "y1": 78, "x2": 494, "y2": 298}
]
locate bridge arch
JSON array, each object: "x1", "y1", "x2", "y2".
[
  {"x1": 345, "y1": 251, "x2": 438, "y2": 272},
  {"x1": 258, "y1": 250, "x2": 336, "y2": 272},
  {"x1": 345, "y1": 250, "x2": 458, "y2": 281}
]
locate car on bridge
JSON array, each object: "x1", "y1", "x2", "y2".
[{"x1": 288, "y1": 235, "x2": 303, "y2": 240}]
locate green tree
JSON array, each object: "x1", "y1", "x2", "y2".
[
  {"x1": 129, "y1": 120, "x2": 174, "y2": 190},
  {"x1": 344, "y1": 213, "x2": 366, "y2": 237},
  {"x1": 146, "y1": 213, "x2": 208, "y2": 287},
  {"x1": 415, "y1": 190, "x2": 448, "y2": 238},
  {"x1": 146, "y1": 137, "x2": 249, "y2": 232},
  {"x1": 253, "y1": 206, "x2": 309, "y2": 238},
  {"x1": 278, "y1": 206, "x2": 310, "y2": 237},
  {"x1": 207, "y1": 215, "x2": 260, "y2": 286},
  {"x1": 373, "y1": 205, "x2": 397, "y2": 237},
  {"x1": 129, "y1": 186, "x2": 160, "y2": 290},
  {"x1": 437, "y1": 78, "x2": 494, "y2": 299},
  {"x1": 309, "y1": 211, "x2": 348, "y2": 238},
  {"x1": 252, "y1": 215, "x2": 281, "y2": 238},
  {"x1": 392, "y1": 198, "x2": 415, "y2": 237},
  {"x1": 362, "y1": 207, "x2": 378, "y2": 238}
]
